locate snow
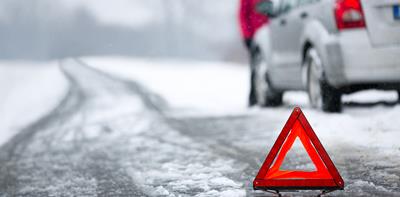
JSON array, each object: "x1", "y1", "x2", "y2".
[
  {"x1": 0, "y1": 61, "x2": 68, "y2": 146},
  {"x1": 2, "y1": 57, "x2": 398, "y2": 195},
  {"x1": 20, "y1": 59, "x2": 246, "y2": 196},
  {"x1": 84, "y1": 57, "x2": 400, "y2": 195},
  {"x1": 125, "y1": 126, "x2": 247, "y2": 196},
  {"x1": 83, "y1": 56, "x2": 248, "y2": 114},
  {"x1": 346, "y1": 180, "x2": 395, "y2": 196}
]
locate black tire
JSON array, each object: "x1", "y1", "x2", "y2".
[
  {"x1": 252, "y1": 48, "x2": 283, "y2": 107},
  {"x1": 249, "y1": 70, "x2": 257, "y2": 106},
  {"x1": 397, "y1": 90, "x2": 400, "y2": 103},
  {"x1": 320, "y1": 81, "x2": 342, "y2": 112},
  {"x1": 263, "y1": 74, "x2": 283, "y2": 107},
  {"x1": 306, "y1": 48, "x2": 341, "y2": 113}
]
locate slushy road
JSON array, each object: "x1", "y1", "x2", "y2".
[{"x1": 0, "y1": 59, "x2": 399, "y2": 196}]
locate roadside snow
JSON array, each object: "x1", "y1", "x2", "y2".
[
  {"x1": 0, "y1": 61, "x2": 68, "y2": 146},
  {"x1": 281, "y1": 91, "x2": 400, "y2": 149},
  {"x1": 84, "y1": 56, "x2": 248, "y2": 114}
]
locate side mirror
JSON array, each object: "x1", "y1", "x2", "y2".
[{"x1": 256, "y1": 0, "x2": 276, "y2": 18}]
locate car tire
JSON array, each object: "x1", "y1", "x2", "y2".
[
  {"x1": 306, "y1": 48, "x2": 341, "y2": 112},
  {"x1": 397, "y1": 90, "x2": 400, "y2": 103},
  {"x1": 253, "y1": 49, "x2": 283, "y2": 107}
]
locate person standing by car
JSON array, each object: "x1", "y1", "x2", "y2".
[{"x1": 238, "y1": 0, "x2": 269, "y2": 106}]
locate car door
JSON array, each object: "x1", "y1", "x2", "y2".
[
  {"x1": 293, "y1": 0, "x2": 320, "y2": 87},
  {"x1": 269, "y1": 0, "x2": 303, "y2": 89}
]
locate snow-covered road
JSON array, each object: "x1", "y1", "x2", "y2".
[{"x1": 0, "y1": 58, "x2": 399, "y2": 196}]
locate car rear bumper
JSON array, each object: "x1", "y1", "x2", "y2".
[{"x1": 322, "y1": 29, "x2": 400, "y2": 89}]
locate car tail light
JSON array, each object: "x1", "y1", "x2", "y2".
[{"x1": 334, "y1": 0, "x2": 366, "y2": 30}]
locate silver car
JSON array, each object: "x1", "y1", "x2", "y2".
[{"x1": 253, "y1": 0, "x2": 400, "y2": 112}]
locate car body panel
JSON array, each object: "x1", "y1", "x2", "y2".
[{"x1": 362, "y1": 0, "x2": 400, "y2": 47}]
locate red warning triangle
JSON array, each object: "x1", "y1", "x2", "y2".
[{"x1": 253, "y1": 107, "x2": 344, "y2": 191}]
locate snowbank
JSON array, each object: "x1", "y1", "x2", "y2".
[
  {"x1": 83, "y1": 56, "x2": 249, "y2": 114},
  {"x1": 282, "y1": 91, "x2": 400, "y2": 149},
  {"x1": 0, "y1": 61, "x2": 68, "y2": 146}
]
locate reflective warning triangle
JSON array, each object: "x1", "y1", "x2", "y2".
[{"x1": 253, "y1": 107, "x2": 344, "y2": 190}]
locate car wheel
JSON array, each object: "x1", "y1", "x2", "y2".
[
  {"x1": 253, "y1": 50, "x2": 283, "y2": 107},
  {"x1": 306, "y1": 48, "x2": 341, "y2": 112}
]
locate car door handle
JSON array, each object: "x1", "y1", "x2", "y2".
[
  {"x1": 280, "y1": 19, "x2": 287, "y2": 26},
  {"x1": 300, "y1": 12, "x2": 308, "y2": 19}
]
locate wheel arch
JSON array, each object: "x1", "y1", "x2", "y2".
[{"x1": 300, "y1": 20, "x2": 332, "y2": 86}]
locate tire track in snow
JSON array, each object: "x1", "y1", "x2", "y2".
[{"x1": 0, "y1": 59, "x2": 152, "y2": 196}]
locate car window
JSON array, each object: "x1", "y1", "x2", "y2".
[{"x1": 279, "y1": 0, "x2": 299, "y2": 14}]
